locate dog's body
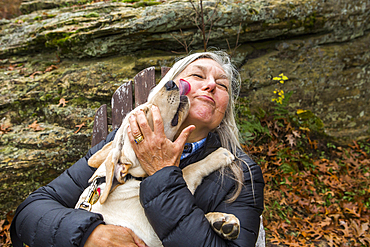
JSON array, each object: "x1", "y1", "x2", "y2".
[
  {"x1": 77, "y1": 147, "x2": 236, "y2": 246},
  {"x1": 76, "y1": 80, "x2": 240, "y2": 246}
]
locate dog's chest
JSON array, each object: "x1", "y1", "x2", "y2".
[{"x1": 88, "y1": 179, "x2": 163, "y2": 247}]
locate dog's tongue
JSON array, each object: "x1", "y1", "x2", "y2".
[{"x1": 179, "y1": 79, "x2": 191, "y2": 95}]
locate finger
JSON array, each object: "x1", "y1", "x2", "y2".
[
  {"x1": 174, "y1": 125, "x2": 196, "y2": 147},
  {"x1": 151, "y1": 105, "x2": 164, "y2": 135},
  {"x1": 129, "y1": 114, "x2": 143, "y2": 138},
  {"x1": 125, "y1": 228, "x2": 148, "y2": 247},
  {"x1": 127, "y1": 126, "x2": 135, "y2": 145},
  {"x1": 131, "y1": 232, "x2": 148, "y2": 247},
  {"x1": 135, "y1": 109, "x2": 152, "y2": 137}
]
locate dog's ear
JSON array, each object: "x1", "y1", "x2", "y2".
[
  {"x1": 99, "y1": 153, "x2": 115, "y2": 204},
  {"x1": 114, "y1": 156, "x2": 132, "y2": 183},
  {"x1": 88, "y1": 142, "x2": 113, "y2": 168}
]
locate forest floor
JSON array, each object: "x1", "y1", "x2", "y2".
[
  {"x1": 252, "y1": 138, "x2": 369, "y2": 247},
  {"x1": 242, "y1": 112, "x2": 370, "y2": 247}
]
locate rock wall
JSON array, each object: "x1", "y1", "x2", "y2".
[{"x1": 0, "y1": 0, "x2": 369, "y2": 217}]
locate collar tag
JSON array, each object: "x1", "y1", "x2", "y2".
[{"x1": 78, "y1": 177, "x2": 105, "y2": 211}]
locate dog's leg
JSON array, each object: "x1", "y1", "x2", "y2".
[
  {"x1": 88, "y1": 141, "x2": 113, "y2": 168},
  {"x1": 205, "y1": 212, "x2": 240, "y2": 240},
  {"x1": 182, "y1": 148, "x2": 240, "y2": 240},
  {"x1": 182, "y1": 147, "x2": 234, "y2": 194}
]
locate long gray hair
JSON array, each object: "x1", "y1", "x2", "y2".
[{"x1": 149, "y1": 51, "x2": 245, "y2": 202}]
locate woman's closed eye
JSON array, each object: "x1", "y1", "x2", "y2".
[
  {"x1": 191, "y1": 74, "x2": 203, "y2": 79},
  {"x1": 216, "y1": 83, "x2": 228, "y2": 90}
]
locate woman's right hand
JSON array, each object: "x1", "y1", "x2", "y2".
[{"x1": 84, "y1": 224, "x2": 148, "y2": 247}]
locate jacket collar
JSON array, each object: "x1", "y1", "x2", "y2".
[{"x1": 179, "y1": 132, "x2": 221, "y2": 169}]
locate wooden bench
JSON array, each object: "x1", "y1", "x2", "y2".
[{"x1": 91, "y1": 66, "x2": 170, "y2": 146}]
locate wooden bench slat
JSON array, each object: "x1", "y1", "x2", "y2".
[
  {"x1": 134, "y1": 66, "x2": 156, "y2": 107},
  {"x1": 161, "y1": 67, "x2": 170, "y2": 78},
  {"x1": 111, "y1": 81, "x2": 133, "y2": 130},
  {"x1": 91, "y1": 104, "x2": 108, "y2": 147}
]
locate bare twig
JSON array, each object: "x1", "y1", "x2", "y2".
[
  {"x1": 188, "y1": 0, "x2": 221, "y2": 52},
  {"x1": 170, "y1": 29, "x2": 196, "y2": 54},
  {"x1": 226, "y1": 23, "x2": 242, "y2": 58}
]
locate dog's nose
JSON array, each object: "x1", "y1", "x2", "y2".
[{"x1": 165, "y1": 80, "x2": 178, "y2": 91}]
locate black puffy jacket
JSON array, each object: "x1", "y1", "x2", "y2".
[{"x1": 10, "y1": 130, "x2": 264, "y2": 247}]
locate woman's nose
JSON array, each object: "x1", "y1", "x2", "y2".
[{"x1": 202, "y1": 78, "x2": 216, "y2": 92}]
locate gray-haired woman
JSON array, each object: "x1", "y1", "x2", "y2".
[{"x1": 11, "y1": 51, "x2": 264, "y2": 247}]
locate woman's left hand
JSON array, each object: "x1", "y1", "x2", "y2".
[{"x1": 128, "y1": 105, "x2": 195, "y2": 176}]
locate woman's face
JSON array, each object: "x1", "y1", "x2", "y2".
[{"x1": 175, "y1": 58, "x2": 230, "y2": 139}]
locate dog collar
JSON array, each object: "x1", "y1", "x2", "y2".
[
  {"x1": 77, "y1": 175, "x2": 145, "y2": 211},
  {"x1": 77, "y1": 177, "x2": 106, "y2": 211},
  {"x1": 125, "y1": 174, "x2": 145, "y2": 181}
]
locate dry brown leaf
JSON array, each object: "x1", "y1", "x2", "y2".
[
  {"x1": 28, "y1": 121, "x2": 45, "y2": 131},
  {"x1": 0, "y1": 123, "x2": 12, "y2": 134},
  {"x1": 286, "y1": 134, "x2": 296, "y2": 147},
  {"x1": 57, "y1": 98, "x2": 69, "y2": 107},
  {"x1": 350, "y1": 219, "x2": 369, "y2": 237},
  {"x1": 29, "y1": 71, "x2": 43, "y2": 78},
  {"x1": 44, "y1": 64, "x2": 58, "y2": 72},
  {"x1": 75, "y1": 123, "x2": 85, "y2": 134}
]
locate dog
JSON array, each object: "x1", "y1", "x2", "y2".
[{"x1": 76, "y1": 80, "x2": 240, "y2": 246}]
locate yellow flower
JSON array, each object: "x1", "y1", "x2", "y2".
[
  {"x1": 279, "y1": 73, "x2": 289, "y2": 80},
  {"x1": 273, "y1": 73, "x2": 288, "y2": 84},
  {"x1": 297, "y1": 109, "x2": 308, "y2": 114}
]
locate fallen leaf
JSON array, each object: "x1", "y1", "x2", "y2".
[
  {"x1": 58, "y1": 98, "x2": 69, "y2": 107},
  {"x1": 44, "y1": 64, "x2": 58, "y2": 72},
  {"x1": 299, "y1": 126, "x2": 310, "y2": 132},
  {"x1": 286, "y1": 134, "x2": 296, "y2": 147},
  {"x1": 350, "y1": 219, "x2": 369, "y2": 237},
  {"x1": 75, "y1": 123, "x2": 85, "y2": 134},
  {"x1": 29, "y1": 71, "x2": 43, "y2": 78},
  {"x1": 0, "y1": 123, "x2": 12, "y2": 135},
  {"x1": 292, "y1": 130, "x2": 301, "y2": 138},
  {"x1": 7, "y1": 64, "x2": 16, "y2": 71},
  {"x1": 28, "y1": 121, "x2": 45, "y2": 131}
]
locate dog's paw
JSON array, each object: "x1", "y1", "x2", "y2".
[
  {"x1": 205, "y1": 212, "x2": 240, "y2": 240},
  {"x1": 214, "y1": 147, "x2": 235, "y2": 165}
]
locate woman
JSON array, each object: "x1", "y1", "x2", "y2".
[{"x1": 10, "y1": 51, "x2": 264, "y2": 247}]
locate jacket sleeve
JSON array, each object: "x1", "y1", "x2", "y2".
[
  {"x1": 215, "y1": 152, "x2": 265, "y2": 247},
  {"x1": 139, "y1": 153, "x2": 264, "y2": 247},
  {"x1": 10, "y1": 130, "x2": 117, "y2": 247}
]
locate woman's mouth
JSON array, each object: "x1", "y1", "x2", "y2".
[{"x1": 196, "y1": 95, "x2": 215, "y2": 104}]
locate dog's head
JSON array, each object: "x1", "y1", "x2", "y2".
[
  {"x1": 145, "y1": 79, "x2": 190, "y2": 140},
  {"x1": 93, "y1": 79, "x2": 190, "y2": 203},
  {"x1": 92, "y1": 79, "x2": 191, "y2": 204},
  {"x1": 123, "y1": 79, "x2": 190, "y2": 178}
]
